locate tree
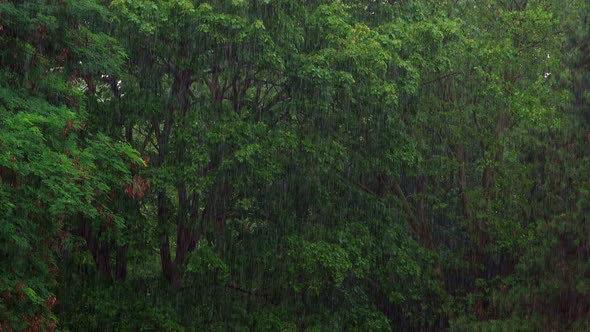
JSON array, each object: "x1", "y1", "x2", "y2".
[
  {"x1": 2, "y1": 0, "x2": 588, "y2": 330},
  {"x1": 0, "y1": 1, "x2": 141, "y2": 330}
]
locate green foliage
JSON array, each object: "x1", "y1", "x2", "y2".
[
  {"x1": 186, "y1": 240, "x2": 229, "y2": 283},
  {"x1": 2, "y1": 0, "x2": 590, "y2": 330},
  {"x1": 0, "y1": 1, "x2": 142, "y2": 330},
  {"x1": 287, "y1": 237, "x2": 352, "y2": 295}
]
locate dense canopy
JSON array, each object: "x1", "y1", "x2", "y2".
[{"x1": 1, "y1": 0, "x2": 589, "y2": 331}]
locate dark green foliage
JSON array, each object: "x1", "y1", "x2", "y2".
[
  {"x1": 1, "y1": 0, "x2": 589, "y2": 331},
  {"x1": 0, "y1": 1, "x2": 141, "y2": 330}
]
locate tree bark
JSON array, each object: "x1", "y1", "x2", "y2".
[
  {"x1": 115, "y1": 245, "x2": 128, "y2": 280},
  {"x1": 456, "y1": 144, "x2": 471, "y2": 219},
  {"x1": 157, "y1": 69, "x2": 195, "y2": 289},
  {"x1": 74, "y1": 218, "x2": 113, "y2": 281}
]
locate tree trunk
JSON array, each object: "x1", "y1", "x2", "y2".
[
  {"x1": 74, "y1": 218, "x2": 113, "y2": 281},
  {"x1": 160, "y1": 233, "x2": 181, "y2": 289},
  {"x1": 115, "y1": 245, "x2": 128, "y2": 280},
  {"x1": 456, "y1": 144, "x2": 471, "y2": 219},
  {"x1": 157, "y1": 69, "x2": 195, "y2": 289}
]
